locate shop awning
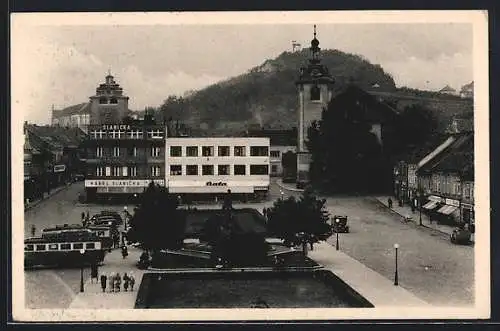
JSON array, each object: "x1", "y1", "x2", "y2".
[
  {"x1": 437, "y1": 205, "x2": 458, "y2": 215},
  {"x1": 422, "y1": 201, "x2": 439, "y2": 210}
]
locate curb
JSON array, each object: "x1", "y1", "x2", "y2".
[
  {"x1": 372, "y1": 197, "x2": 454, "y2": 239},
  {"x1": 24, "y1": 183, "x2": 74, "y2": 212},
  {"x1": 276, "y1": 179, "x2": 304, "y2": 193}
]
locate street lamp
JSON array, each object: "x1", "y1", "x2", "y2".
[
  {"x1": 123, "y1": 206, "x2": 128, "y2": 232},
  {"x1": 419, "y1": 192, "x2": 423, "y2": 226},
  {"x1": 79, "y1": 248, "x2": 86, "y2": 292},
  {"x1": 335, "y1": 218, "x2": 340, "y2": 251},
  {"x1": 393, "y1": 243, "x2": 399, "y2": 286}
]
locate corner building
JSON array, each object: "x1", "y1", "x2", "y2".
[{"x1": 84, "y1": 123, "x2": 166, "y2": 202}]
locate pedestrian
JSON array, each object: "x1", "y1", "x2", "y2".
[
  {"x1": 123, "y1": 273, "x2": 130, "y2": 292},
  {"x1": 91, "y1": 263, "x2": 98, "y2": 284},
  {"x1": 30, "y1": 224, "x2": 36, "y2": 237},
  {"x1": 115, "y1": 273, "x2": 121, "y2": 292},
  {"x1": 100, "y1": 273, "x2": 107, "y2": 293},
  {"x1": 129, "y1": 273, "x2": 135, "y2": 291},
  {"x1": 121, "y1": 245, "x2": 128, "y2": 259},
  {"x1": 262, "y1": 208, "x2": 267, "y2": 219},
  {"x1": 81, "y1": 212, "x2": 85, "y2": 222},
  {"x1": 388, "y1": 198, "x2": 393, "y2": 209}
]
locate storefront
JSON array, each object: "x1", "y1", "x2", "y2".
[{"x1": 85, "y1": 179, "x2": 165, "y2": 202}]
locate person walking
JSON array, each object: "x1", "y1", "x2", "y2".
[
  {"x1": 90, "y1": 263, "x2": 98, "y2": 284},
  {"x1": 115, "y1": 273, "x2": 121, "y2": 292},
  {"x1": 123, "y1": 273, "x2": 130, "y2": 292},
  {"x1": 100, "y1": 273, "x2": 107, "y2": 293},
  {"x1": 388, "y1": 198, "x2": 393, "y2": 209},
  {"x1": 81, "y1": 212, "x2": 85, "y2": 223},
  {"x1": 129, "y1": 273, "x2": 135, "y2": 292},
  {"x1": 121, "y1": 245, "x2": 128, "y2": 259}
]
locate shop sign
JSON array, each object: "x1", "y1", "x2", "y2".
[
  {"x1": 85, "y1": 179, "x2": 165, "y2": 187},
  {"x1": 101, "y1": 124, "x2": 131, "y2": 130},
  {"x1": 445, "y1": 198, "x2": 460, "y2": 207},
  {"x1": 206, "y1": 181, "x2": 227, "y2": 187},
  {"x1": 54, "y1": 165, "x2": 66, "y2": 173}
]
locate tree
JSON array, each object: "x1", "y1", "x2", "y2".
[
  {"x1": 267, "y1": 189, "x2": 331, "y2": 251},
  {"x1": 307, "y1": 98, "x2": 385, "y2": 193},
  {"x1": 127, "y1": 182, "x2": 184, "y2": 250}
]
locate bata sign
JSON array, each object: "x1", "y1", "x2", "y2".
[
  {"x1": 206, "y1": 181, "x2": 227, "y2": 187},
  {"x1": 85, "y1": 179, "x2": 165, "y2": 187}
]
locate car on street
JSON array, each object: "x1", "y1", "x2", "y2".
[{"x1": 94, "y1": 210, "x2": 123, "y2": 224}]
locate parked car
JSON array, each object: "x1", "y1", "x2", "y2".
[
  {"x1": 332, "y1": 216, "x2": 349, "y2": 233},
  {"x1": 450, "y1": 227, "x2": 471, "y2": 245},
  {"x1": 98, "y1": 210, "x2": 123, "y2": 224}
]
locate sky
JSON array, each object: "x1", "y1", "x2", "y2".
[{"x1": 12, "y1": 13, "x2": 477, "y2": 125}]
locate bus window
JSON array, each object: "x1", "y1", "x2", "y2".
[
  {"x1": 48, "y1": 244, "x2": 58, "y2": 250},
  {"x1": 25, "y1": 244, "x2": 34, "y2": 251},
  {"x1": 86, "y1": 243, "x2": 95, "y2": 249},
  {"x1": 36, "y1": 244, "x2": 46, "y2": 251},
  {"x1": 73, "y1": 243, "x2": 84, "y2": 250},
  {"x1": 60, "y1": 243, "x2": 71, "y2": 250}
]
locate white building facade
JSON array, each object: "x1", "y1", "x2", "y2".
[{"x1": 165, "y1": 137, "x2": 270, "y2": 195}]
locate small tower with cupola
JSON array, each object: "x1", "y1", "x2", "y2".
[
  {"x1": 89, "y1": 71, "x2": 129, "y2": 124},
  {"x1": 296, "y1": 25, "x2": 335, "y2": 186}
]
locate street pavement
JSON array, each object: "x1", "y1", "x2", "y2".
[
  {"x1": 277, "y1": 180, "x2": 474, "y2": 307},
  {"x1": 23, "y1": 179, "x2": 473, "y2": 308}
]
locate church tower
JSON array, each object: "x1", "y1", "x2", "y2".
[
  {"x1": 89, "y1": 71, "x2": 129, "y2": 124},
  {"x1": 296, "y1": 25, "x2": 335, "y2": 186}
]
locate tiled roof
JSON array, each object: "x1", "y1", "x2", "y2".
[
  {"x1": 403, "y1": 133, "x2": 450, "y2": 164},
  {"x1": 247, "y1": 128, "x2": 297, "y2": 146},
  {"x1": 26, "y1": 125, "x2": 87, "y2": 150},
  {"x1": 417, "y1": 132, "x2": 473, "y2": 178},
  {"x1": 330, "y1": 85, "x2": 399, "y2": 123},
  {"x1": 52, "y1": 103, "x2": 90, "y2": 118}
]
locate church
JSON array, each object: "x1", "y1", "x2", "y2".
[{"x1": 295, "y1": 26, "x2": 398, "y2": 188}]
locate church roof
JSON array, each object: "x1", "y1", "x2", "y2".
[
  {"x1": 327, "y1": 85, "x2": 399, "y2": 123},
  {"x1": 52, "y1": 102, "x2": 90, "y2": 118}
]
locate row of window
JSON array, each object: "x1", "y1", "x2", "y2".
[
  {"x1": 168, "y1": 164, "x2": 269, "y2": 176},
  {"x1": 95, "y1": 166, "x2": 162, "y2": 177},
  {"x1": 94, "y1": 147, "x2": 161, "y2": 158},
  {"x1": 169, "y1": 146, "x2": 269, "y2": 157},
  {"x1": 25, "y1": 242, "x2": 96, "y2": 252},
  {"x1": 90, "y1": 130, "x2": 164, "y2": 140}
]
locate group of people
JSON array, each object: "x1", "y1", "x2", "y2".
[{"x1": 99, "y1": 272, "x2": 135, "y2": 293}]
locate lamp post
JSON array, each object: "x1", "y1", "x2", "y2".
[
  {"x1": 419, "y1": 192, "x2": 423, "y2": 226},
  {"x1": 335, "y1": 218, "x2": 340, "y2": 251},
  {"x1": 79, "y1": 248, "x2": 85, "y2": 292},
  {"x1": 393, "y1": 243, "x2": 399, "y2": 286},
  {"x1": 123, "y1": 206, "x2": 128, "y2": 232}
]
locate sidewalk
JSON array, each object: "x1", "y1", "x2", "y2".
[
  {"x1": 24, "y1": 182, "x2": 74, "y2": 212},
  {"x1": 69, "y1": 246, "x2": 145, "y2": 309},
  {"x1": 276, "y1": 179, "x2": 305, "y2": 193},
  {"x1": 374, "y1": 196, "x2": 474, "y2": 243},
  {"x1": 309, "y1": 242, "x2": 428, "y2": 307}
]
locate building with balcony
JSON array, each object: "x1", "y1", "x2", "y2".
[
  {"x1": 165, "y1": 137, "x2": 270, "y2": 200},
  {"x1": 83, "y1": 121, "x2": 166, "y2": 202}
]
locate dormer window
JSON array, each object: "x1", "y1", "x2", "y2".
[
  {"x1": 110, "y1": 98, "x2": 118, "y2": 104},
  {"x1": 99, "y1": 97, "x2": 107, "y2": 104},
  {"x1": 310, "y1": 85, "x2": 321, "y2": 101}
]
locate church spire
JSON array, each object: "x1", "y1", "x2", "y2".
[{"x1": 310, "y1": 24, "x2": 321, "y2": 63}]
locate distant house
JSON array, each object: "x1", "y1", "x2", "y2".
[
  {"x1": 51, "y1": 103, "x2": 91, "y2": 133},
  {"x1": 459, "y1": 81, "x2": 474, "y2": 99},
  {"x1": 438, "y1": 85, "x2": 457, "y2": 96},
  {"x1": 417, "y1": 132, "x2": 474, "y2": 226}
]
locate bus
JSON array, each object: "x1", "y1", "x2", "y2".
[{"x1": 24, "y1": 233, "x2": 105, "y2": 268}]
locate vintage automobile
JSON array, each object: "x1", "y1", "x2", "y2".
[
  {"x1": 332, "y1": 216, "x2": 349, "y2": 233},
  {"x1": 450, "y1": 227, "x2": 472, "y2": 245}
]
